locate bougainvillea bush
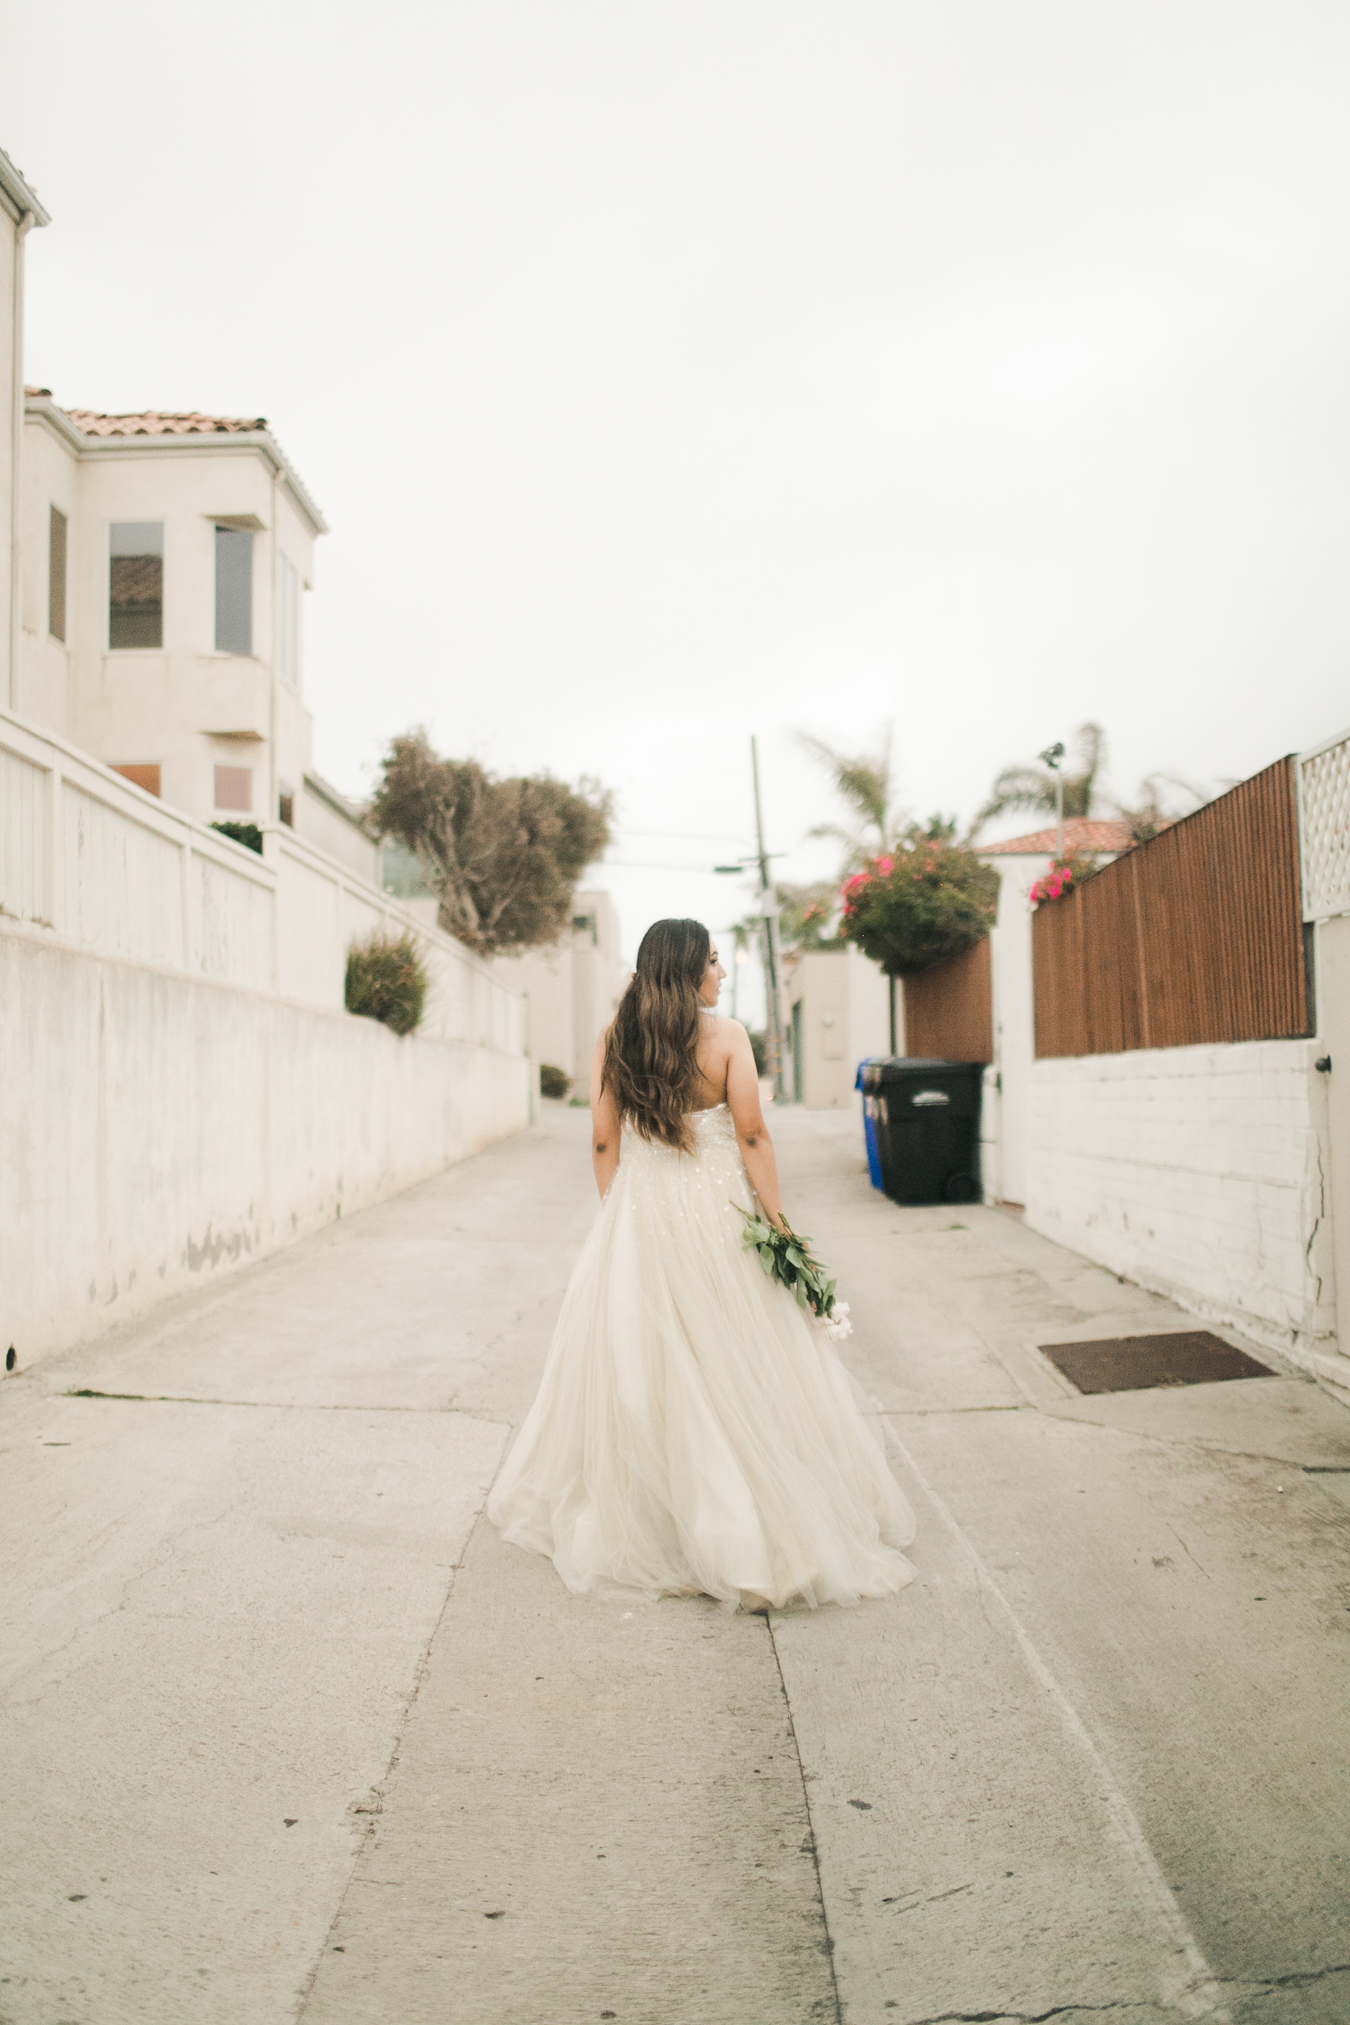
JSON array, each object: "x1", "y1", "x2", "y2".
[
  {"x1": 1028, "y1": 850, "x2": 1101, "y2": 907},
  {"x1": 842, "y1": 840, "x2": 998, "y2": 976}
]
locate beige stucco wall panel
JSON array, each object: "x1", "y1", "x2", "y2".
[{"x1": 0, "y1": 925, "x2": 530, "y2": 1366}]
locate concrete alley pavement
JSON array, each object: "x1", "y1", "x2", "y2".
[{"x1": 3, "y1": 1106, "x2": 1350, "y2": 2025}]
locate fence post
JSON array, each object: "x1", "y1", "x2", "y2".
[{"x1": 44, "y1": 762, "x2": 63, "y2": 936}]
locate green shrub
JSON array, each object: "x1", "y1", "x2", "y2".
[
  {"x1": 345, "y1": 930, "x2": 428, "y2": 1037},
  {"x1": 211, "y1": 820, "x2": 263, "y2": 854},
  {"x1": 539, "y1": 1062, "x2": 571, "y2": 1100}
]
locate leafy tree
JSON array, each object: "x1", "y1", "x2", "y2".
[
  {"x1": 776, "y1": 880, "x2": 844, "y2": 951},
  {"x1": 842, "y1": 835, "x2": 998, "y2": 977},
  {"x1": 371, "y1": 728, "x2": 613, "y2": 955},
  {"x1": 971, "y1": 721, "x2": 1104, "y2": 836}
]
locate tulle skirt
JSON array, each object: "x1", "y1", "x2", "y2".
[{"x1": 487, "y1": 1105, "x2": 916, "y2": 1610}]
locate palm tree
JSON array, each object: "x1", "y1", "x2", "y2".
[
  {"x1": 799, "y1": 729, "x2": 898, "y2": 869},
  {"x1": 970, "y1": 722, "x2": 1104, "y2": 839},
  {"x1": 1114, "y1": 772, "x2": 1211, "y2": 845}
]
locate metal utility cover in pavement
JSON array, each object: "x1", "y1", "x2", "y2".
[{"x1": 1039, "y1": 1330, "x2": 1275, "y2": 1395}]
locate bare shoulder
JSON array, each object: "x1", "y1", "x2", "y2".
[{"x1": 704, "y1": 1013, "x2": 749, "y2": 1055}]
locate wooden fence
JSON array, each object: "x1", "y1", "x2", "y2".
[
  {"x1": 1032, "y1": 756, "x2": 1308, "y2": 1058},
  {"x1": 903, "y1": 935, "x2": 993, "y2": 1062}
]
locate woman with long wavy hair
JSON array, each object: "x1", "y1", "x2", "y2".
[{"x1": 488, "y1": 918, "x2": 915, "y2": 1609}]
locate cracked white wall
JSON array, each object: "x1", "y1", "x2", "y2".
[{"x1": 1023, "y1": 1039, "x2": 1340, "y2": 1378}]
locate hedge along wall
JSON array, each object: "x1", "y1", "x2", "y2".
[
  {"x1": 1031, "y1": 756, "x2": 1309, "y2": 1059},
  {"x1": 902, "y1": 936, "x2": 993, "y2": 1062}
]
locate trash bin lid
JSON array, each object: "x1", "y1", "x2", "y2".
[{"x1": 862, "y1": 1056, "x2": 984, "y2": 1085}]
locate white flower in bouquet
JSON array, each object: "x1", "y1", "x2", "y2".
[{"x1": 820, "y1": 1301, "x2": 852, "y2": 1343}]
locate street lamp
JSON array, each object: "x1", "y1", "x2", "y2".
[{"x1": 1039, "y1": 741, "x2": 1066, "y2": 863}]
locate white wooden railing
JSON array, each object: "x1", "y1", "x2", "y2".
[{"x1": 0, "y1": 706, "x2": 526, "y2": 1055}]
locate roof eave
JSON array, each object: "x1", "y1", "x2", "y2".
[
  {"x1": 22, "y1": 399, "x2": 329, "y2": 537},
  {"x1": 0, "y1": 148, "x2": 50, "y2": 228}
]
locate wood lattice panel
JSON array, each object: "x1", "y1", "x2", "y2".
[{"x1": 1299, "y1": 729, "x2": 1350, "y2": 921}]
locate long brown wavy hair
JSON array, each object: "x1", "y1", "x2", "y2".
[{"x1": 601, "y1": 917, "x2": 711, "y2": 1152}]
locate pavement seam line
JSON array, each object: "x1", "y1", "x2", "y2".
[
  {"x1": 765, "y1": 1610, "x2": 844, "y2": 2025},
  {"x1": 877, "y1": 1408, "x2": 1232, "y2": 2025},
  {"x1": 292, "y1": 1473, "x2": 508, "y2": 2021},
  {"x1": 59, "y1": 1387, "x2": 505, "y2": 1420}
]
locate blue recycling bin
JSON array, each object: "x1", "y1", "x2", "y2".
[{"x1": 855, "y1": 1059, "x2": 884, "y2": 1192}]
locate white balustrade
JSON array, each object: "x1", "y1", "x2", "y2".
[{"x1": 0, "y1": 706, "x2": 524, "y2": 1053}]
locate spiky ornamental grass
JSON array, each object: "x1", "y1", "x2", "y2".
[
  {"x1": 734, "y1": 1207, "x2": 853, "y2": 1341},
  {"x1": 345, "y1": 930, "x2": 429, "y2": 1037}
]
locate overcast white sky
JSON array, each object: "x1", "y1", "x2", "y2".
[{"x1": 6, "y1": 0, "x2": 1349, "y2": 973}]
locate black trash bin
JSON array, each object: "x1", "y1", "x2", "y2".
[{"x1": 861, "y1": 1058, "x2": 984, "y2": 1205}]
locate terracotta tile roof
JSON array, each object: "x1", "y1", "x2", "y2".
[
  {"x1": 979, "y1": 817, "x2": 1134, "y2": 857},
  {"x1": 63, "y1": 409, "x2": 269, "y2": 437}
]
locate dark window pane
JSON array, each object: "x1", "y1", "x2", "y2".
[
  {"x1": 49, "y1": 506, "x2": 67, "y2": 642},
  {"x1": 215, "y1": 526, "x2": 253, "y2": 654},
  {"x1": 109, "y1": 522, "x2": 164, "y2": 650}
]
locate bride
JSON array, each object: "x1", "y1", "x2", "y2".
[{"x1": 488, "y1": 917, "x2": 916, "y2": 1609}]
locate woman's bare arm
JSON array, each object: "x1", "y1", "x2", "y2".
[
  {"x1": 589, "y1": 1031, "x2": 621, "y2": 1198},
  {"x1": 724, "y1": 1021, "x2": 787, "y2": 1228}
]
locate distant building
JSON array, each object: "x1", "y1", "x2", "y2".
[
  {"x1": 780, "y1": 944, "x2": 891, "y2": 1109},
  {"x1": 493, "y1": 889, "x2": 628, "y2": 1095},
  {"x1": 15, "y1": 386, "x2": 377, "y2": 880}
]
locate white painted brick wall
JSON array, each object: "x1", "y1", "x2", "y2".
[{"x1": 1024, "y1": 1040, "x2": 1338, "y2": 1367}]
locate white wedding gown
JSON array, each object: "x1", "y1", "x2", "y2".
[{"x1": 488, "y1": 1103, "x2": 916, "y2": 1610}]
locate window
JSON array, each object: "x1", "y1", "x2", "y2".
[
  {"x1": 276, "y1": 551, "x2": 299, "y2": 687},
  {"x1": 49, "y1": 506, "x2": 67, "y2": 642},
  {"x1": 111, "y1": 763, "x2": 161, "y2": 798},
  {"x1": 278, "y1": 785, "x2": 295, "y2": 827},
  {"x1": 215, "y1": 526, "x2": 253, "y2": 654},
  {"x1": 109, "y1": 522, "x2": 164, "y2": 649},
  {"x1": 214, "y1": 764, "x2": 253, "y2": 813}
]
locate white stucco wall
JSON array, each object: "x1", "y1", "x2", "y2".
[
  {"x1": 983, "y1": 854, "x2": 1042, "y2": 1204},
  {"x1": 1, "y1": 926, "x2": 531, "y2": 1367},
  {"x1": 784, "y1": 945, "x2": 891, "y2": 1109},
  {"x1": 1024, "y1": 1039, "x2": 1339, "y2": 1372},
  {"x1": 299, "y1": 772, "x2": 381, "y2": 886}
]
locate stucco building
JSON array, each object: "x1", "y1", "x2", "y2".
[{"x1": 14, "y1": 382, "x2": 376, "y2": 881}]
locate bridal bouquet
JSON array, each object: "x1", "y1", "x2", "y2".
[{"x1": 734, "y1": 1208, "x2": 853, "y2": 1341}]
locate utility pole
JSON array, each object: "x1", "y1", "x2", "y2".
[{"x1": 750, "y1": 736, "x2": 787, "y2": 1102}]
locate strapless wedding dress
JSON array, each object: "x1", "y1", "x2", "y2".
[{"x1": 488, "y1": 1104, "x2": 916, "y2": 1610}]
